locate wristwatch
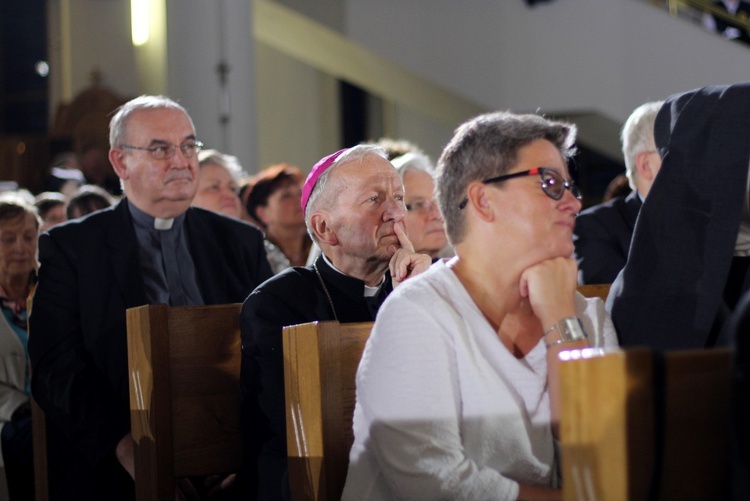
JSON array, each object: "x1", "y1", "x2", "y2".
[{"x1": 544, "y1": 316, "x2": 587, "y2": 348}]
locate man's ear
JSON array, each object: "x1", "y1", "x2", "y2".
[
  {"x1": 635, "y1": 150, "x2": 656, "y2": 182},
  {"x1": 109, "y1": 148, "x2": 129, "y2": 181},
  {"x1": 465, "y1": 182, "x2": 495, "y2": 222},
  {"x1": 310, "y1": 211, "x2": 338, "y2": 246}
]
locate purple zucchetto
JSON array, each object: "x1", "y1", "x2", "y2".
[{"x1": 300, "y1": 148, "x2": 349, "y2": 212}]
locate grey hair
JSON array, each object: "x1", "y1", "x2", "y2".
[
  {"x1": 391, "y1": 152, "x2": 435, "y2": 181},
  {"x1": 109, "y1": 95, "x2": 193, "y2": 148},
  {"x1": 0, "y1": 191, "x2": 42, "y2": 229},
  {"x1": 436, "y1": 111, "x2": 577, "y2": 245},
  {"x1": 198, "y1": 149, "x2": 245, "y2": 184},
  {"x1": 304, "y1": 144, "x2": 389, "y2": 243},
  {"x1": 621, "y1": 101, "x2": 664, "y2": 191}
]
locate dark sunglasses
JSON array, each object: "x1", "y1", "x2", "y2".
[{"x1": 458, "y1": 167, "x2": 581, "y2": 209}]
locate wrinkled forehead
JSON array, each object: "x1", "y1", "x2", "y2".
[
  {"x1": 332, "y1": 155, "x2": 402, "y2": 190},
  {"x1": 126, "y1": 108, "x2": 196, "y2": 142},
  {"x1": 403, "y1": 169, "x2": 436, "y2": 195},
  {"x1": 0, "y1": 211, "x2": 38, "y2": 231}
]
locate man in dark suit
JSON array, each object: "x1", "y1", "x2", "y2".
[
  {"x1": 241, "y1": 145, "x2": 431, "y2": 500},
  {"x1": 573, "y1": 100, "x2": 663, "y2": 284},
  {"x1": 28, "y1": 95, "x2": 273, "y2": 500},
  {"x1": 607, "y1": 82, "x2": 750, "y2": 350}
]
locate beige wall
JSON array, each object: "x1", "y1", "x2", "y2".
[
  {"x1": 48, "y1": 0, "x2": 258, "y2": 171},
  {"x1": 50, "y1": 0, "x2": 750, "y2": 176},
  {"x1": 254, "y1": 43, "x2": 340, "y2": 172}
]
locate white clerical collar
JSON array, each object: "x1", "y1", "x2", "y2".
[
  {"x1": 321, "y1": 253, "x2": 384, "y2": 297},
  {"x1": 128, "y1": 199, "x2": 186, "y2": 234},
  {"x1": 363, "y1": 283, "x2": 382, "y2": 297},
  {"x1": 154, "y1": 217, "x2": 174, "y2": 230}
]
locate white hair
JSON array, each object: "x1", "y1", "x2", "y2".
[
  {"x1": 621, "y1": 101, "x2": 664, "y2": 191},
  {"x1": 304, "y1": 144, "x2": 388, "y2": 243},
  {"x1": 391, "y1": 152, "x2": 435, "y2": 180}
]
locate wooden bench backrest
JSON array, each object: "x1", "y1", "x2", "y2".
[
  {"x1": 283, "y1": 321, "x2": 374, "y2": 501},
  {"x1": 560, "y1": 347, "x2": 731, "y2": 500},
  {"x1": 577, "y1": 283, "x2": 611, "y2": 302},
  {"x1": 126, "y1": 303, "x2": 243, "y2": 501}
]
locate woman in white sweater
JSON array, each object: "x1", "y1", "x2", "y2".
[{"x1": 343, "y1": 111, "x2": 618, "y2": 501}]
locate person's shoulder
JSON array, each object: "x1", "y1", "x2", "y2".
[
  {"x1": 249, "y1": 265, "x2": 316, "y2": 298},
  {"x1": 576, "y1": 194, "x2": 638, "y2": 233},
  {"x1": 383, "y1": 259, "x2": 451, "y2": 306},
  {"x1": 45, "y1": 204, "x2": 118, "y2": 241},
  {"x1": 242, "y1": 265, "x2": 318, "y2": 321},
  {"x1": 578, "y1": 195, "x2": 629, "y2": 218},
  {"x1": 187, "y1": 208, "x2": 267, "y2": 249},
  {"x1": 188, "y1": 207, "x2": 264, "y2": 236}
]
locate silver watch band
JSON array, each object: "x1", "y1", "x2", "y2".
[{"x1": 544, "y1": 316, "x2": 587, "y2": 347}]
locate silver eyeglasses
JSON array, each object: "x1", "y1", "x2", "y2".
[{"x1": 121, "y1": 140, "x2": 204, "y2": 160}]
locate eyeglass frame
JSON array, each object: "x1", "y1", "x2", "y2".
[
  {"x1": 120, "y1": 139, "x2": 204, "y2": 160},
  {"x1": 458, "y1": 167, "x2": 581, "y2": 209},
  {"x1": 405, "y1": 198, "x2": 439, "y2": 215}
]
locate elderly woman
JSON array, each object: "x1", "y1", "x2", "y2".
[
  {"x1": 0, "y1": 194, "x2": 40, "y2": 501},
  {"x1": 242, "y1": 164, "x2": 312, "y2": 274},
  {"x1": 391, "y1": 152, "x2": 449, "y2": 260},
  {"x1": 343, "y1": 112, "x2": 618, "y2": 500},
  {"x1": 192, "y1": 149, "x2": 244, "y2": 219}
]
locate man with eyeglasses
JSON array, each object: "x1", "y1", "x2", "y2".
[
  {"x1": 29, "y1": 95, "x2": 273, "y2": 500},
  {"x1": 573, "y1": 100, "x2": 664, "y2": 285}
]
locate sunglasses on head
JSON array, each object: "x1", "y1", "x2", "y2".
[{"x1": 458, "y1": 167, "x2": 581, "y2": 209}]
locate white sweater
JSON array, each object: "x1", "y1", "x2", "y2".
[{"x1": 343, "y1": 260, "x2": 618, "y2": 500}]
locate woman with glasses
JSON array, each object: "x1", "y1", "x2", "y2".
[
  {"x1": 392, "y1": 152, "x2": 450, "y2": 260},
  {"x1": 344, "y1": 111, "x2": 618, "y2": 500}
]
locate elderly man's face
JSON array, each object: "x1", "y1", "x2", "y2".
[
  {"x1": 111, "y1": 108, "x2": 199, "y2": 218},
  {"x1": 324, "y1": 155, "x2": 407, "y2": 263}
]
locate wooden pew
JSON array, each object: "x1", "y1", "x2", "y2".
[
  {"x1": 126, "y1": 303, "x2": 243, "y2": 501},
  {"x1": 283, "y1": 321, "x2": 374, "y2": 501},
  {"x1": 560, "y1": 348, "x2": 731, "y2": 500},
  {"x1": 577, "y1": 283, "x2": 611, "y2": 302}
]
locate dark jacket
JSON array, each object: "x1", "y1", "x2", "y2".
[
  {"x1": 607, "y1": 82, "x2": 750, "y2": 350},
  {"x1": 240, "y1": 255, "x2": 392, "y2": 500},
  {"x1": 574, "y1": 191, "x2": 642, "y2": 284},
  {"x1": 28, "y1": 200, "x2": 272, "y2": 500}
]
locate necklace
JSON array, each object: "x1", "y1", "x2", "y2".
[{"x1": 313, "y1": 263, "x2": 339, "y2": 321}]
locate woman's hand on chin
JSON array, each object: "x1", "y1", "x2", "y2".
[{"x1": 519, "y1": 257, "x2": 578, "y2": 328}]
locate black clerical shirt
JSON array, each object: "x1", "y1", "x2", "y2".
[{"x1": 239, "y1": 254, "x2": 393, "y2": 500}]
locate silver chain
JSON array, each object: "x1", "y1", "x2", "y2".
[{"x1": 313, "y1": 263, "x2": 339, "y2": 321}]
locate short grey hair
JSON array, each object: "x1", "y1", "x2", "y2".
[
  {"x1": 436, "y1": 111, "x2": 576, "y2": 245},
  {"x1": 391, "y1": 152, "x2": 435, "y2": 181},
  {"x1": 304, "y1": 144, "x2": 389, "y2": 243},
  {"x1": 0, "y1": 191, "x2": 42, "y2": 229},
  {"x1": 109, "y1": 95, "x2": 193, "y2": 148},
  {"x1": 621, "y1": 101, "x2": 664, "y2": 191},
  {"x1": 198, "y1": 149, "x2": 245, "y2": 184}
]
